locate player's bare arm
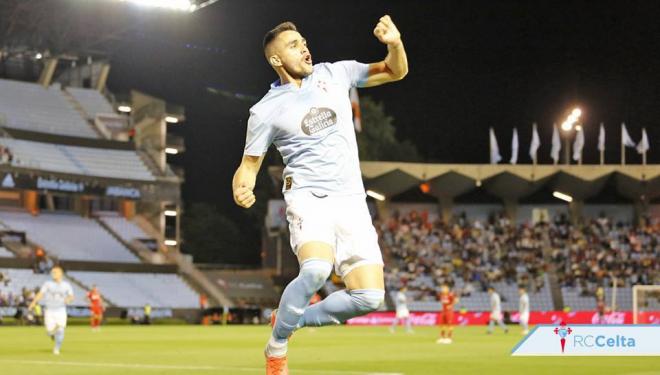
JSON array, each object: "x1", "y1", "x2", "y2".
[
  {"x1": 28, "y1": 291, "x2": 43, "y2": 310},
  {"x1": 65, "y1": 294, "x2": 74, "y2": 305},
  {"x1": 363, "y1": 15, "x2": 408, "y2": 88},
  {"x1": 232, "y1": 154, "x2": 265, "y2": 208}
]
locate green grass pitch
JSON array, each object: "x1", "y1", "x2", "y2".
[{"x1": 0, "y1": 325, "x2": 658, "y2": 375}]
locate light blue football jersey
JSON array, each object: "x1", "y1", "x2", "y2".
[
  {"x1": 39, "y1": 280, "x2": 73, "y2": 313},
  {"x1": 244, "y1": 61, "x2": 369, "y2": 196}
]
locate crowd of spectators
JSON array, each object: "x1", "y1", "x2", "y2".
[
  {"x1": 378, "y1": 209, "x2": 658, "y2": 302},
  {"x1": 0, "y1": 272, "x2": 37, "y2": 308},
  {"x1": 378, "y1": 210, "x2": 546, "y2": 302},
  {"x1": 550, "y1": 214, "x2": 659, "y2": 296}
]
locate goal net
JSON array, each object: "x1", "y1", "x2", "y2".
[{"x1": 632, "y1": 285, "x2": 660, "y2": 324}]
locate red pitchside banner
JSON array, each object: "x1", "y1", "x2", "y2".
[{"x1": 346, "y1": 311, "x2": 660, "y2": 326}]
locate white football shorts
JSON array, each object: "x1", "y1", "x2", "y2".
[
  {"x1": 490, "y1": 311, "x2": 503, "y2": 321},
  {"x1": 285, "y1": 191, "x2": 384, "y2": 278},
  {"x1": 396, "y1": 307, "x2": 410, "y2": 319},
  {"x1": 44, "y1": 309, "x2": 67, "y2": 332},
  {"x1": 519, "y1": 312, "x2": 530, "y2": 324}
]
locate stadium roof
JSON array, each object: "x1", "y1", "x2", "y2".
[{"x1": 268, "y1": 163, "x2": 660, "y2": 202}]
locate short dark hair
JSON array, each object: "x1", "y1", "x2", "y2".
[{"x1": 263, "y1": 21, "x2": 298, "y2": 51}]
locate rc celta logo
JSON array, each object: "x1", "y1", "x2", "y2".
[
  {"x1": 511, "y1": 325, "x2": 660, "y2": 356},
  {"x1": 553, "y1": 322, "x2": 572, "y2": 353}
]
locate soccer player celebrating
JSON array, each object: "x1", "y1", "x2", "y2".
[
  {"x1": 87, "y1": 285, "x2": 105, "y2": 331},
  {"x1": 518, "y1": 287, "x2": 530, "y2": 335},
  {"x1": 487, "y1": 287, "x2": 508, "y2": 334},
  {"x1": 28, "y1": 266, "x2": 74, "y2": 355},
  {"x1": 390, "y1": 286, "x2": 413, "y2": 333},
  {"x1": 437, "y1": 284, "x2": 458, "y2": 344},
  {"x1": 232, "y1": 15, "x2": 408, "y2": 374}
]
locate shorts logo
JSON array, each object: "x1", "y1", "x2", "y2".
[
  {"x1": 301, "y1": 107, "x2": 337, "y2": 135},
  {"x1": 285, "y1": 176, "x2": 293, "y2": 191}
]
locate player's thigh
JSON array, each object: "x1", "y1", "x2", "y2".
[
  {"x1": 44, "y1": 313, "x2": 57, "y2": 332},
  {"x1": 286, "y1": 193, "x2": 335, "y2": 263},
  {"x1": 45, "y1": 311, "x2": 66, "y2": 331},
  {"x1": 57, "y1": 312, "x2": 68, "y2": 328},
  {"x1": 298, "y1": 241, "x2": 334, "y2": 264},
  {"x1": 335, "y1": 195, "x2": 384, "y2": 281},
  {"x1": 343, "y1": 264, "x2": 384, "y2": 290}
]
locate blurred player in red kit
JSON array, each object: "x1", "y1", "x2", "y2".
[
  {"x1": 437, "y1": 284, "x2": 458, "y2": 344},
  {"x1": 87, "y1": 285, "x2": 105, "y2": 331}
]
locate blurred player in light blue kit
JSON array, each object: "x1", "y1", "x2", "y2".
[
  {"x1": 390, "y1": 286, "x2": 413, "y2": 333},
  {"x1": 518, "y1": 287, "x2": 530, "y2": 334},
  {"x1": 487, "y1": 286, "x2": 508, "y2": 334},
  {"x1": 28, "y1": 265, "x2": 74, "y2": 355}
]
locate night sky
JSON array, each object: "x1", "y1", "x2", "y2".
[{"x1": 105, "y1": 0, "x2": 660, "y2": 261}]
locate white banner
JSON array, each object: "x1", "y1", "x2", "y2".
[{"x1": 512, "y1": 324, "x2": 660, "y2": 356}]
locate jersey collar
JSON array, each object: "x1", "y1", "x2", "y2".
[{"x1": 270, "y1": 70, "x2": 313, "y2": 91}]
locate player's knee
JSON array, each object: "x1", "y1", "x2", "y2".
[
  {"x1": 351, "y1": 289, "x2": 385, "y2": 313},
  {"x1": 299, "y1": 260, "x2": 332, "y2": 294}
]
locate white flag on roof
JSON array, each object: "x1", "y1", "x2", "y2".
[
  {"x1": 621, "y1": 123, "x2": 636, "y2": 147},
  {"x1": 572, "y1": 127, "x2": 584, "y2": 161},
  {"x1": 529, "y1": 123, "x2": 540, "y2": 162},
  {"x1": 550, "y1": 124, "x2": 561, "y2": 163},
  {"x1": 490, "y1": 128, "x2": 502, "y2": 164},
  {"x1": 598, "y1": 123, "x2": 605, "y2": 152},
  {"x1": 510, "y1": 128, "x2": 519, "y2": 165},
  {"x1": 637, "y1": 128, "x2": 649, "y2": 154}
]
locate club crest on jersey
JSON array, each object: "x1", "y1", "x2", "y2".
[{"x1": 301, "y1": 107, "x2": 337, "y2": 135}]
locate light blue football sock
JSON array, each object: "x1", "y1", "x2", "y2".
[
  {"x1": 54, "y1": 328, "x2": 64, "y2": 350},
  {"x1": 296, "y1": 289, "x2": 384, "y2": 328},
  {"x1": 271, "y1": 259, "x2": 332, "y2": 343}
]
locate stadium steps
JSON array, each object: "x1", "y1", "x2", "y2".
[
  {"x1": 137, "y1": 150, "x2": 165, "y2": 178},
  {"x1": 0, "y1": 242, "x2": 28, "y2": 258},
  {"x1": 126, "y1": 215, "x2": 233, "y2": 307},
  {"x1": 541, "y1": 237, "x2": 565, "y2": 310},
  {"x1": 0, "y1": 246, "x2": 15, "y2": 258},
  {"x1": 0, "y1": 224, "x2": 34, "y2": 259},
  {"x1": 132, "y1": 215, "x2": 166, "y2": 243},
  {"x1": 95, "y1": 217, "x2": 151, "y2": 263},
  {"x1": 0, "y1": 216, "x2": 51, "y2": 259},
  {"x1": 60, "y1": 89, "x2": 106, "y2": 139},
  {"x1": 172, "y1": 254, "x2": 234, "y2": 308}
]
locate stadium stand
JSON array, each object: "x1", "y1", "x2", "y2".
[
  {"x1": 0, "y1": 211, "x2": 140, "y2": 263},
  {"x1": 549, "y1": 217, "x2": 659, "y2": 311},
  {"x1": 98, "y1": 214, "x2": 152, "y2": 243},
  {"x1": 395, "y1": 275, "x2": 554, "y2": 312},
  {"x1": 0, "y1": 247, "x2": 14, "y2": 258},
  {"x1": 0, "y1": 79, "x2": 98, "y2": 138},
  {"x1": 0, "y1": 138, "x2": 155, "y2": 181},
  {"x1": 561, "y1": 287, "x2": 660, "y2": 311},
  {"x1": 65, "y1": 87, "x2": 115, "y2": 119},
  {"x1": 550, "y1": 218, "x2": 657, "y2": 290},
  {"x1": 68, "y1": 271, "x2": 199, "y2": 308},
  {"x1": 380, "y1": 210, "x2": 548, "y2": 310},
  {"x1": 0, "y1": 60, "x2": 220, "y2": 318},
  {"x1": 379, "y1": 207, "x2": 658, "y2": 312},
  {"x1": 0, "y1": 268, "x2": 88, "y2": 306}
]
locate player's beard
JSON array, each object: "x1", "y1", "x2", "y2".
[
  {"x1": 283, "y1": 55, "x2": 312, "y2": 80},
  {"x1": 286, "y1": 64, "x2": 312, "y2": 80}
]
